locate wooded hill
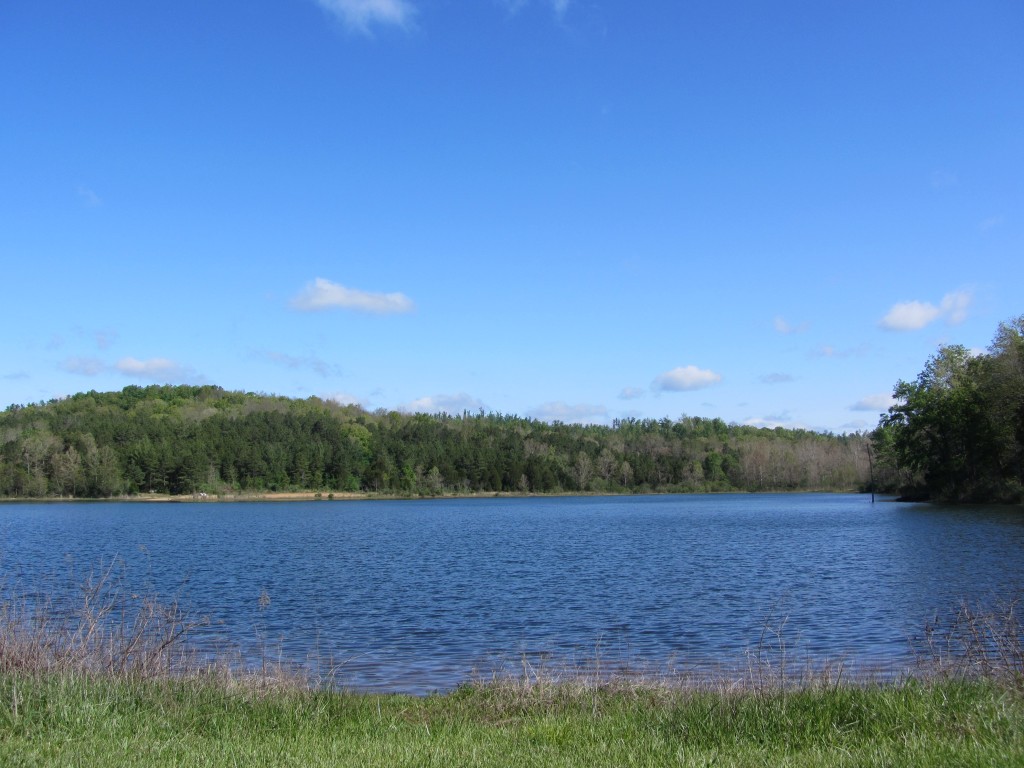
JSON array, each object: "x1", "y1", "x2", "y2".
[{"x1": 1, "y1": 385, "x2": 873, "y2": 499}]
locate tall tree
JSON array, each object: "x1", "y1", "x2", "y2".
[{"x1": 876, "y1": 317, "x2": 1024, "y2": 502}]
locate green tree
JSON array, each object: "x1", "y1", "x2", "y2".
[{"x1": 876, "y1": 317, "x2": 1024, "y2": 502}]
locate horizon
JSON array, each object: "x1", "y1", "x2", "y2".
[{"x1": 2, "y1": 2, "x2": 1021, "y2": 433}]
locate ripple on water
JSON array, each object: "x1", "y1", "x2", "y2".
[{"x1": 1, "y1": 494, "x2": 1022, "y2": 692}]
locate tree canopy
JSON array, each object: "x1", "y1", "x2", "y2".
[
  {"x1": 874, "y1": 316, "x2": 1024, "y2": 503},
  {"x1": 0, "y1": 385, "x2": 872, "y2": 499}
]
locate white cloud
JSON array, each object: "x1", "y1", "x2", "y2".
[
  {"x1": 326, "y1": 392, "x2": 368, "y2": 407},
  {"x1": 314, "y1": 0, "x2": 415, "y2": 32},
  {"x1": 760, "y1": 372, "x2": 793, "y2": 384},
  {"x1": 744, "y1": 413, "x2": 825, "y2": 431},
  {"x1": 618, "y1": 386, "x2": 645, "y2": 400},
  {"x1": 652, "y1": 365, "x2": 722, "y2": 392},
  {"x1": 62, "y1": 357, "x2": 106, "y2": 376},
  {"x1": 839, "y1": 419, "x2": 870, "y2": 433},
  {"x1": 403, "y1": 393, "x2": 486, "y2": 414},
  {"x1": 743, "y1": 416, "x2": 791, "y2": 429},
  {"x1": 879, "y1": 290, "x2": 973, "y2": 331},
  {"x1": 773, "y1": 316, "x2": 808, "y2": 334},
  {"x1": 851, "y1": 394, "x2": 896, "y2": 412},
  {"x1": 116, "y1": 357, "x2": 197, "y2": 382},
  {"x1": 527, "y1": 401, "x2": 607, "y2": 424},
  {"x1": 879, "y1": 300, "x2": 942, "y2": 331},
  {"x1": 939, "y1": 290, "x2": 971, "y2": 325},
  {"x1": 291, "y1": 277, "x2": 414, "y2": 314}
]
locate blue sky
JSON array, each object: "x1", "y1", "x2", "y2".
[{"x1": 1, "y1": 1, "x2": 1021, "y2": 432}]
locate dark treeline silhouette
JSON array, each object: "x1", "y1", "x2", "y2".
[
  {"x1": 873, "y1": 315, "x2": 1024, "y2": 503},
  {"x1": 1, "y1": 384, "x2": 872, "y2": 498}
]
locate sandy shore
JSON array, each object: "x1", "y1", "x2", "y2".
[{"x1": 124, "y1": 491, "x2": 373, "y2": 502}]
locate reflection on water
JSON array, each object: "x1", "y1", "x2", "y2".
[{"x1": 1, "y1": 494, "x2": 1022, "y2": 693}]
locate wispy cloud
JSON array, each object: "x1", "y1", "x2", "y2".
[
  {"x1": 851, "y1": 394, "x2": 896, "y2": 412},
  {"x1": 62, "y1": 355, "x2": 201, "y2": 383},
  {"x1": 773, "y1": 316, "x2": 808, "y2": 334},
  {"x1": 980, "y1": 216, "x2": 1003, "y2": 232},
  {"x1": 257, "y1": 350, "x2": 340, "y2": 377},
  {"x1": 403, "y1": 393, "x2": 486, "y2": 414},
  {"x1": 77, "y1": 185, "x2": 102, "y2": 207},
  {"x1": 940, "y1": 290, "x2": 972, "y2": 324},
  {"x1": 930, "y1": 170, "x2": 957, "y2": 189},
  {"x1": 291, "y1": 277, "x2": 414, "y2": 314},
  {"x1": 760, "y1": 372, "x2": 793, "y2": 384},
  {"x1": 879, "y1": 290, "x2": 973, "y2": 331},
  {"x1": 314, "y1": 0, "x2": 415, "y2": 33},
  {"x1": 95, "y1": 330, "x2": 117, "y2": 350},
  {"x1": 618, "y1": 386, "x2": 645, "y2": 400},
  {"x1": 116, "y1": 357, "x2": 199, "y2": 383},
  {"x1": 499, "y1": 0, "x2": 571, "y2": 17},
  {"x1": 652, "y1": 365, "x2": 722, "y2": 392},
  {"x1": 527, "y1": 401, "x2": 607, "y2": 424},
  {"x1": 810, "y1": 344, "x2": 869, "y2": 359},
  {"x1": 62, "y1": 357, "x2": 106, "y2": 376}
]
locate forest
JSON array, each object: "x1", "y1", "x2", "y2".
[
  {"x1": 4, "y1": 315, "x2": 1020, "y2": 503},
  {"x1": 873, "y1": 315, "x2": 1024, "y2": 504},
  {"x1": 0, "y1": 384, "x2": 874, "y2": 499}
]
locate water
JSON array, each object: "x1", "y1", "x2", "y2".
[{"x1": 2, "y1": 494, "x2": 1022, "y2": 692}]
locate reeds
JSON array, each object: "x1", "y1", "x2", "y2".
[
  {"x1": 0, "y1": 561, "x2": 197, "y2": 679},
  {"x1": 913, "y1": 593, "x2": 1024, "y2": 690},
  {"x1": 0, "y1": 563, "x2": 314, "y2": 695},
  {"x1": 2, "y1": 565, "x2": 1022, "y2": 697}
]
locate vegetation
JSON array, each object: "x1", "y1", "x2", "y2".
[
  {"x1": 0, "y1": 385, "x2": 872, "y2": 499},
  {"x1": 3, "y1": 673, "x2": 1021, "y2": 767},
  {"x1": 874, "y1": 316, "x2": 1024, "y2": 503},
  {"x1": 2, "y1": 575, "x2": 1022, "y2": 767}
]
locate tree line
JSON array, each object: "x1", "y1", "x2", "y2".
[
  {"x1": 0, "y1": 384, "x2": 873, "y2": 499},
  {"x1": 873, "y1": 316, "x2": 1024, "y2": 503}
]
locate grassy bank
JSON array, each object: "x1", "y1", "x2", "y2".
[
  {"x1": 2, "y1": 672, "x2": 1022, "y2": 767},
  {"x1": 2, "y1": 575, "x2": 1022, "y2": 766}
]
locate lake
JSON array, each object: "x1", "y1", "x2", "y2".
[{"x1": 2, "y1": 493, "x2": 1022, "y2": 693}]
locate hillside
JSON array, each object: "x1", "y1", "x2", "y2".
[{"x1": 1, "y1": 385, "x2": 874, "y2": 498}]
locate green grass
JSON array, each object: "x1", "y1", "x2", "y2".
[
  {"x1": 2, "y1": 673, "x2": 1022, "y2": 767},
  {"x1": 3, "y1": 574, "x2": 1021, "y2": 765}
]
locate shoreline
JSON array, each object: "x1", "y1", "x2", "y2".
[{"x1": 0, "y1": 488, "x2": 875, "y2": 504}]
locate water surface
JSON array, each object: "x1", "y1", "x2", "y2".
[{"x1": 2, "y1": 494, "x2": 1022, "y2": 692}]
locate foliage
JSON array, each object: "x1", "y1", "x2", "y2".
[
  {"x1": 0, "y1": 384, "x2": 872, "y2": 498},
  {"x1": 874, "y1": 316, "x2": 1024, "y2": 502},
  {"x1": 2, "y1": 672, "x2": 1021, "y2": 767}
]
